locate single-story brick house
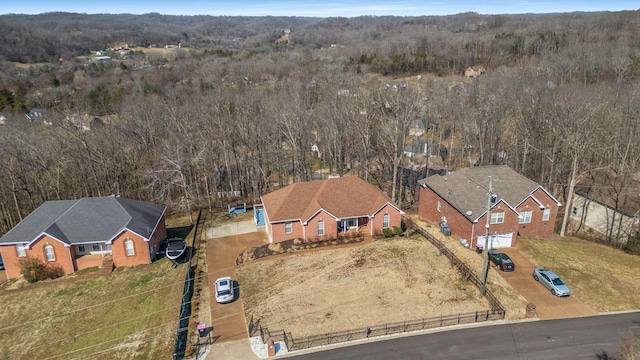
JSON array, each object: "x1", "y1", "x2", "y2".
[
  {"x1": 261, "y1": 176, "x2": 404, "y2": 243},
  {"x1": 418, "y1": 165, "x2": 561, "y2": 249},
  {"x1": 0, "y1": 196, "x2": 167, "y2": 279}
]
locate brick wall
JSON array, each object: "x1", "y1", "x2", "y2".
[
  {"x1": 270, "y1": 220, "x2": 303, "y2": 243},
  {"x1": 0, "y1": 236, "x2": 74, "y2": 279},
  {"x1": 305, "y1": 211, "x2": 338, "y2": 242},
  {"x1": 516, "y1": 188, "x2": 558, "y2": 239},
  {"x1": 372, "y1": 204, "x2": 402, "y2": 235},
  {"x1": 111, "y1": 231, "x2": 151, "y2": 267}
]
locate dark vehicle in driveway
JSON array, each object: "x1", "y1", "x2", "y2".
[
  {"x1": 488, "y1": 250, "x2": 514, "y2": 271},
  {"x1": 532, "y1": 267, "x2": 571, "y2": 297}
]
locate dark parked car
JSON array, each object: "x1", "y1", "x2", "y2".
[{"x1": 488, "y1": 250, "x2": 515, "y2": 272}]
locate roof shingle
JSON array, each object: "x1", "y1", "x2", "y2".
[
  {"x1": 0, "y1": 196, "x2": 166, "y2": 245},
  {"x1": 262, "y1": 176, "x2": 397, "y2": 222}
]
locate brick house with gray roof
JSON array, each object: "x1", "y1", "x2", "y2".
[
  {"x1": 0, "y1": 196, "x2": 167, "y2": 279},
  {"x1": 261, "y1": 176, "x2": 404, "y2": 243},
  {"x1": 418, "y1": 165, "x2": 561, "y2": 249}
]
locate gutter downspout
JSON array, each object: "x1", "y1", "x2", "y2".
[{"x1": 68, "y1": 246, "x2": 75, "y2": 274}]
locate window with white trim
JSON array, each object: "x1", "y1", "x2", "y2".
[
  {"x1": 16, "y1": 244, "x2": 26, "y2": 257},
  {"x1": 285, "y1": 222, "x2": 292, "y2": 234},
  {"x1": 542, "y1": 208, "x2": 551, "y2": 221},
  {"x1": 490, "y1": 212, "x2": 504, "y2": 224},
  {"x1": 437, "y1": 201, "x2": 442, "y2": 212},
  {"x1": 383, "y1": 213, "x2": 390, "y2": 229},
  {"x1": 92, "y1": 243, "x2": 100, "y2": 252},
  {"x1": 45, "y1": 245, "x2": 55, "y2": 261},
  {"x1": 125, "y1": 239, "x2": 135, "y2": 256},
  {"x1": 519, "y1": 211, "x2": 532, "y2": 224},
  {"x1": 77, "y1": 244, "x2": 86, "y2": 254},
  {"x1": 317, "y1": 220, "x2": 324, "y2": 236}
]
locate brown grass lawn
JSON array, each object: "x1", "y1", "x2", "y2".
[
  {"x1": 0, "y1": 259, "x2": 184, "y2": 360},
  {"x1": 518, "y1": 236, "x2": 640, "y2": 312},
  {"x1": 237, "y1": 235, "x2": 498, "y2": 338},
  {"x1": 0, "y1": 214, "x2": 200, "y2": 360}
]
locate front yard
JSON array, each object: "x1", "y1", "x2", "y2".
[{"x1": 237, "y1": 234, "x2": 524, "y2": 338}]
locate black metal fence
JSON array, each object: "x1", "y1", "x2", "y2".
[
  {"x1": 249, "y1": 309, "x2": 504, "y2": 352},
  {"x1": 172, "y1": 210, "x2": 203, "y2": 360},
  {"x1": 247, "y1": 221, "x2": 506, "y2": 352}
]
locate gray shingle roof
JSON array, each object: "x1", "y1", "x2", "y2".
[
  {"x1": 0, "y1": 196, "x2": 166, "y2": 245},
  {"x1": 418, "y1": 165, "x2": 557, "y2": 221}
]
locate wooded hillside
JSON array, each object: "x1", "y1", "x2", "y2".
[{"x1": 0, "y1": 11, "x2": 639, "y2": 244}]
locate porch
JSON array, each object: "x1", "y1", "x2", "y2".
[
  {"x1": 75, "y1": 253, "x2": 108, "y2": 271},
  {"x1": 337, "y1": 216, "x2": 371, "y2": 236}
]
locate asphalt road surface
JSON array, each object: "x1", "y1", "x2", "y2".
[{"x1": 285, "y1": 312, "x2": 640, "y2": 360}]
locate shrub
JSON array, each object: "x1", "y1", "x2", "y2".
[
  {"x1": 382, "y1": 228, "x2": 394, "y2": 238},
  {"x1": 393, "y1": 226, "x2": 403, "y2": 235},
  {"x1": 624, "y1": 234, "x2": 640, "y2": 255},
  {"x1": 18, "y1": 256, "x2": 64, "y2": 283}
]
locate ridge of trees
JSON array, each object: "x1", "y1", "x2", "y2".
[{"x1": 0, "y1": 10, "x2": 639, "y2": 247}]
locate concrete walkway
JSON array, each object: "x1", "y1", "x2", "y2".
[{"x1": 205, "y1": 220, "x2": 263, "y2": 239}]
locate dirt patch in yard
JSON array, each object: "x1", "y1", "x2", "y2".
[{"x1": 237, "y1": 236, "x2": 494, "y2": 338}]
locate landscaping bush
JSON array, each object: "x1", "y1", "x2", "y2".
[
  {"x1": 624, "y1": 234, "x2": 640, "y2": 255},
  {"x1": 18, "y1": 256, "x2": 64, "y2": 283},
  {"x1": 393, "y1": 226, "x2": 403, "y2": 235},
  {"x1": 382, "y1": 228, "x2": 394, "y2": 237}
]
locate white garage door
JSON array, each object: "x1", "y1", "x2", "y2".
[{"x1": 477, "y1": 232, "x2": 513, "y2": 249}]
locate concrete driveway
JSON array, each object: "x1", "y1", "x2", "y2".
[
  {"x1": 497, "y1": 246, "x2": 597, "y2": 320},
  {"x1": 205, "y1": 231, "x2": 268, "y2": 359}
]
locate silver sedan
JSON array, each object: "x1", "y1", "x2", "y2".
[{"x1": 532, "y1": 268, "x2": 571, "y2": 297}]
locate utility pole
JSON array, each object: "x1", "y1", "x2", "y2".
[{"x1": 481, "y1": 176, "x2": 493, "y2": 290}]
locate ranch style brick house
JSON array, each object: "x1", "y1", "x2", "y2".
[
  {"x1": 418, "y1": 165, "x2": 561, "y2": 249},
  {"x1": 261, "y1": 176, "x2": 404, "y2": 243},
  {"x1": 0, "y1": 196, "x2": 167, "y2": 279}
]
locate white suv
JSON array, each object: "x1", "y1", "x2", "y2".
[{"x1": 214, "y1": 277, "x2": 235, "y2": 303}]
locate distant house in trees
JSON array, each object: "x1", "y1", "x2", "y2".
[
  {"x1": 0, "y1": 196, "x2": 167, "y2": 279},
  {"x1": 26, "y1": 108, "x2": 49, "y2": 124},
  {"x1": 418, "y1": 165, "x2": 561, "y2": 249},
  {"x1": 570, "y1": 171, "x2": 640, "y2": 243},
  {"x1": 404, "y1": 138, "x2": 447, "y2": 158},
  {"x1": 464, "y1": 65, "x2": 486, "y2": 78},
  {"x1": 90, "y1": 56, "x2": 112, "y2": 62},
  {"x1": 261, "y1": 176, "x2": 404, "y2": 243}
]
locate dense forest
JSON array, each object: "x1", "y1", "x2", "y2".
[{"x1": 0, "y1": 11, "x2": 639, "y2": 245}]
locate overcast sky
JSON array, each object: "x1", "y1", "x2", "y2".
[{"x1": 2, "y1": 0, "x2": 639, "y2": 17}]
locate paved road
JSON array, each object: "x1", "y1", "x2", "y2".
[{"x1": 284, "y1": 311, "x2": 640, "y2": 359}]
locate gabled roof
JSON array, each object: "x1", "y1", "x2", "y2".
[
  {"x1": 0, "y1": 196, "x2": 166, "y2": 246},
  {"x1": 418, "y1": 165, "x2": 560, "y2": 222},
  {"x1": 261, "y1": 176, "x2": 401, "y2": 223}
]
